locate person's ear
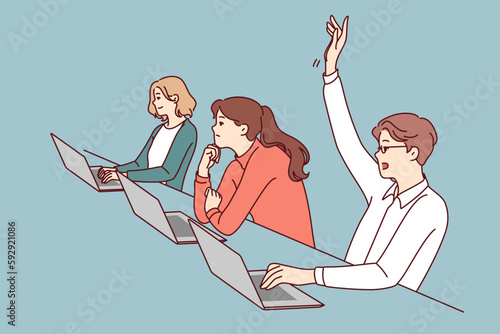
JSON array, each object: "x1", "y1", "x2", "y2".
[
  {"x1": 240, "y1": 124, "x2": 248, "y2": 136},
  {"x1": 170, "y1": 94, "x2": 179, "y2": 103},
  {"x1": 409, "y1": 147, "x2": 419, "y2": 162}
]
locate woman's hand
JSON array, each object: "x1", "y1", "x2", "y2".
[
  {"x1": 100, "y1": 170, "x2": 124, "y2": 183},
  {"x1": 205, "y1": 188, "x2": 222, "y2": 212},
  {"x1": 324, "y1": 14, "x2": 349, "y2": 76},
  {"x1": 198, "y1": 144, "x2": 220, "y2": 178},
  {"x1": 98, "y1": 167, "x2": 116, "y2": 179},
  {"x1": 260, "y1": 263, "x2": 316, "y2": 290}
]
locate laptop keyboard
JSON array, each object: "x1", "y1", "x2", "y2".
[
  {"x1": 165, "y1": 214, "x2": 194, "y2": 238},
  {"x1": 91, "y1": 168, "x2": 121, "y2": 188},
  {"x1": 250, "y1": 273, "x2": 295, "y2": 302}
]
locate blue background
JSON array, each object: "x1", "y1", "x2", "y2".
[{"x1": 1, "y1": 0, "x2": 498, "y2": 333}]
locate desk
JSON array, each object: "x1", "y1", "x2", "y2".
[{"x1": 23, "y1": 156, "x2": 464, "y2": 334}]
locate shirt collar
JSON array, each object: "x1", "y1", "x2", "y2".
[
  {"x1": 162, "y1": 118, "x2": 186, "y2": 130},
  {"x1": 382, "y1": 177, "x2": 429, "y2": 209},
  {"x1": 235, "y1": 139, "x2": 261, "y2": 170},
  {"x1": 382, "y1": 183, "x2": 398, "y2": 201}
]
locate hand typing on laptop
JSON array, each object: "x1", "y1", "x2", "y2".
[
  {"x1": 261, "y1": 264, "x2": 315, "y2": 290},
  {"x1": 98, "y1": 167, "x2": 126, "y2": 184}
]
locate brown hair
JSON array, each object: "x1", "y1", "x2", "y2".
[
  {"x1": 211, "y1": 97, "x2": 310, "y2": 182},
  {"x1": 148, "y1": 76, "x2": 196, "y2": 120},
  {"x1": 372, "y1": 113, "x2": 437, "y2": 166}
]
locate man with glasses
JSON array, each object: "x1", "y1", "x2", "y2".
[{"x1": 261, "y1": 14, "x2": 448, "y2": 292}]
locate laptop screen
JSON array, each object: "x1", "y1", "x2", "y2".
[
  {"x1": 190, "y1": 222, "x2": 262, "y2": 307},
  {"x1": 118, "y1": 174, "x2": 176, "y2": 241},
  {"x1": 52, "y1": 134, "x2": 98, "y2": 189}
]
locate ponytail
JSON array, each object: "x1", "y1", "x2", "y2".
[
  {"x1": 211, "y1": 97, "x2": 310, "y2": 182},
  {"x1": 260, "y1": 106, "x2": 310, "y2": 181}
]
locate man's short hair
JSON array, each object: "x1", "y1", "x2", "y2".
[{"x1": 372, "y1": 113, "x2": 438, "y2": 166}]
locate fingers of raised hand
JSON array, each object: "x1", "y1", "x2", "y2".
[
  {"x1": 340, "y1": 16, "x2": 349, "y2": 43},
  {"x1": 327, "y1": 15, "x2": 348, "y2": 40},
  {"x1": 326, "y1": 22, "x2": 335, "y2": 36},
  {"x1": 330, "y1": 14, "x2": 341, "y2": 31}
]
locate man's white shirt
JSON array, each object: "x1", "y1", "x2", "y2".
[{"x1": 314, "y1": 70, "x2": 448, "y2": 291}]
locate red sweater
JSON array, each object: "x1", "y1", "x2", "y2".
[{"x1": 194, "y1": 140, "x2": 315, "y2": 247}]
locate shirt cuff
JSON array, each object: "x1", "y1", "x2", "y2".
[
  {"x1": 195, "y1": 172, "x2": 210, "y2": 183},
  {"x1": 115, "y1": 165, "x2": 126, "y2": 173},
  {"x1": 323, "y1": 70, "x2": 339, "y2": 85},
  {"x1": 314, "y1": 267, "x2": 325, "y2": 286},
  {"x1": 206, "y1": 208, "x2": 220, "y2": 220}
]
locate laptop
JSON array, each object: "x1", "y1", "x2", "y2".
[
  {"x1": 189, "y1": 220, "x2": 324, "y2": 310},
  {"x1": 51, "y1": 133, "x2": 122, "y2": 192},
  {"x1": 117, "y1": 172, "x2": 226, "y2": 245}
]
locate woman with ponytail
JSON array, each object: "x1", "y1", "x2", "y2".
[{"x1": 194, "y1": 96, "x2": 315, "y2": 247}]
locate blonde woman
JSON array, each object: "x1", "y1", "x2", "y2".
[{"x1": 98, "y1": 76, "x2": 197, "y2": 191}]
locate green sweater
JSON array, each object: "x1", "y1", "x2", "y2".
[{"x1": 116, "y1": 119, "x2": 197, "y2": 191}]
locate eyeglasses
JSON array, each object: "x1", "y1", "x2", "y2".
[{"x1": 377, "y1": 145, "x2": 407, "y2": 154}]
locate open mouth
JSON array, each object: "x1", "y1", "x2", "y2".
[{"x1": 382, "y1": 163, "x2": 389, "y2": 170}]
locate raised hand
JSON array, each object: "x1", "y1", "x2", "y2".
[
  {"x1": 198, "y1": 144, "x2": 221, "y2": 178},
  {"x1": 324, "y1": 14, "x2": 349, "y2": 76}
]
